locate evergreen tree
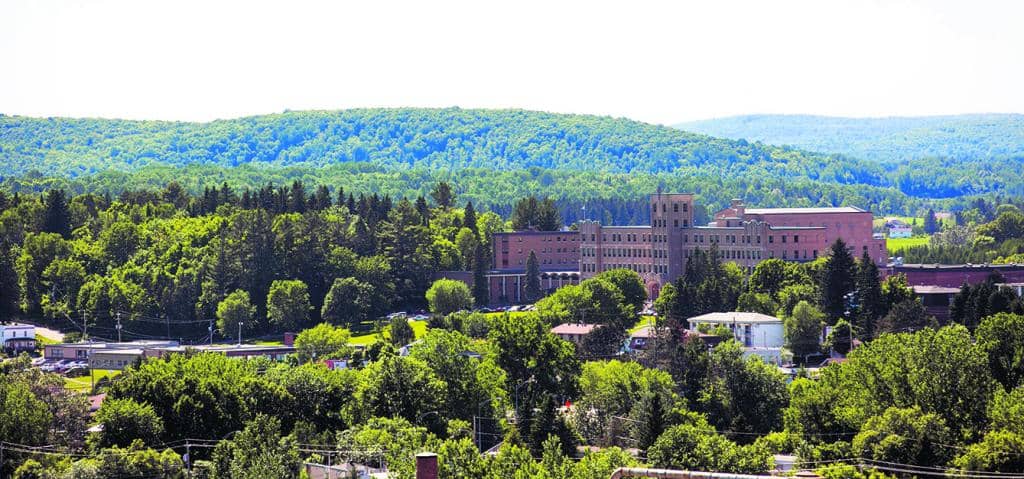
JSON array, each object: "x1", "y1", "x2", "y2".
[
  {"x1": 522, "y1": 395, "x2": 576, "y2": 457},
  {"x1": 821, "y1": 238, "x2": 856, "y2": 323},
  {"x1": 414, "y1": 196, "x2": 431, "y2": 226},
  {"x1": 42, "y1": 189, "x2": 72, "y2": 239},
  {"x1": 312, "y1": 185, "x2": 331, "y2": 210},
  {"x1": 854, "y1": 250, "x2": 884, "y2": 340},
  {"x1": 0, "y1": 243, "x2": 20, "y2": 319},
  {"x1": 472, "y1": 243, "x2": 490, "y2": 307},
  {"x1": 924, "y1": 208, "x2": 939, "y2": 234},
  {"x1": 430, "y1": 181, "x2": 454, "y2": 208},
  {"x1": 525, "y1": 251, "x2": 541, "y2": 302},
  {"x1": 630, "y1": 390, "x2": 668, "y2": 451},
  {"x1": 463, "y1": 201, "x2": 478, "y2": 233},
  {"x1": 289, "y1": 180, "x2": 307, "y2": 213}
]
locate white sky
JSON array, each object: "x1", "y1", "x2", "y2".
[{"x1": 1, "y1": 0, "x2": 1021, "y2": 125}]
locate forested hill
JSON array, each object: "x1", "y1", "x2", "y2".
[
  {"x1": 0, "y1": 109, "x2": 1018, "y2": 214},
  {"x1": 1, "y1": 108, "x2": 880, "y2": 176},
  {"x1": 675, "y1": 113, "x2": 1024, "y2": 164}
]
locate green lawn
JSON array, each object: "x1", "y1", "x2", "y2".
[
  {"x1": 35, "y1": 334, "x2": 59, "y2": 345},
  {"x1": 630, "y1": 316, "x2": 656, "y2": 334},
  {"x1": 348, "y1": 319, "x2": 429, "y2": 346},
  {"x1": 64, "y1": 369, "x2": 120, "y2": 393},
  {"x1": 874, "y1": 215, "x2": 955, "y2": 229},
  {"x1": 887, "y1": 235, "x2": 930, "y2": 253}
]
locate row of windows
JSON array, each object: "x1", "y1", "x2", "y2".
[
  {"x1": 595, "y1": 263, "x2": 668, "y2": 274},
  {"x1": 510, "y1": 236, "x2": 577, "y2": 242},
  {"x1": 685, "y1": 248, "x2": 821, "y2": 261},
  {"x1": 652, "y1": 202, "x2": 689, "y2": 213},
  {"x1": 511, "y1": 248, "x2": 576, "y2": 254},
  {"x1": 515, "y1": 258, "x2": 577, "y2": 265}
]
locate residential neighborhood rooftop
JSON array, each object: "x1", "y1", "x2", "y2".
[
  {"x1": 688, "y1": 312, "x2": 782, "y2": 324},
  {"x1": 550, "y1": 323, "x2": 597, "y2": 335}
]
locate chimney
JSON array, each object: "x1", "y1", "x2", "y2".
[
  {"x1": 416, "y1": 452, "x2": 438, "y2": 479},
  {"x1": 730, "y1": 198, "x2": 745, "y2": 217}
]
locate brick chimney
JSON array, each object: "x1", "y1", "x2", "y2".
[{"x1": 416, "y1": 452, "x2": 438, "y2": 479}]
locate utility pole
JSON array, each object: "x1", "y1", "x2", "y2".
[
  {"x1": 115, "y1": 312, "x2": 122, "y2": 343},
  {"x1": 208, "y1": 317, "x2": 214, "y2": 345},
  {"x1": 237, "y1": 321, "x2": 243, "y2": 346}
]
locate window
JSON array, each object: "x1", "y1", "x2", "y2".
[
  {"x1": 782, "y1": 235, "x2": 787, "y2": 243},
  {"x1": 794, "y1": 235, "x2": 799, "y2": 243},
  {"x1": 683, "y1": 203, "x2": 688, "y2": 212},
  {"x1": 673, "y1": 203, "x2": 679, "y2": 212}
]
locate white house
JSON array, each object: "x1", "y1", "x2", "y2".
[
  {"x1": 889, "y1": 225, "x2": 912, "y2": 238},
  {"x1": 688, "y1": 312, "x2": 786, "y2": 364},
  {"x1": 688, "y1": 312, "x2": 784, "y2": 348},
  {"x1": 0, "y1": 322, "x2": 37, "y2": 353}
]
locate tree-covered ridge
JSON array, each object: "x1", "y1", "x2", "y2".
[
  {"x1": 677, "y1": 114, "x2": 1024, "y2": 199},
  {"x1": 1, "y1": 109, "x2": 884, "y2": 177},
  {"x1": 3, "y1": 108, "x2": 1019, "y2": 213},
  {"x1": 676, "y1": 113, "x2": 1024, "y2": 163},
  {"x1": 677, "y1": 112, "x2": 1024, "y2": 181}
]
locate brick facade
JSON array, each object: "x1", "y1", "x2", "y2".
[
  {"x1": 476, "y1": 194, "x2": 884, "y2": 304},
  {"x1": 886, "y1": 263, "x2": 1024, "y2": 288}
]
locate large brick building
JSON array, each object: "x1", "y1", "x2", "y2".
[
  {"x1": 579, "y1": 194, "x2": 886, "y2": 298},
  {"x1": 483, "y1": 193, "x2": 885, "y2": 304},
  {"x1": 486, "y1": 230, "x2": 581, "y2": 304}
]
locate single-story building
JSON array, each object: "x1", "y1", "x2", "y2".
[
  {"x1": 551, "y1": 323, "x2": 597, "y2": 346},
  {"x1": 44, "y1": 340, "x2": 179, "y2": 361},
  {"x1": 148, "y1": 343, "x2": 295, "y2": 361},
  {"x1": 88, "y1": 348, "x2": 145, "y2": 370},
  {"x1": 911, "y1": 285, "x2": 961, "y2": 321},
  {"x1": 688, "y1": 312, "x2": 785, "y2": 349}
]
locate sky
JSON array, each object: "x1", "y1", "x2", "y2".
[{"x1": 1, "y1": 0, "x2": 1021, "y2": 125}]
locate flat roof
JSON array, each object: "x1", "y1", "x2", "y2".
[
  {"x1": 47, "y1": 340, "x2": 178, "y2": 350},
  {"x1": 91, "y1": 348, "x2": 145, "y2": 356},
  {"x1": 159, "y1": 344, "x2": 295, "y2": 353},
  {"x1": 688, "y1": 312, "x2": 782, "y2": 324},
  {"x1": 893, "y1": 263, "x2": 1024, "y2": 270},
  {"x1": 745, "y1": 207, "x2": 866, "y2": 215},
  {"x1": 912, "y1": 285, "x2": 962, "y2": 294},
  {"x1": 551, "y1": 323, "x2": 597, "y2": 335}
]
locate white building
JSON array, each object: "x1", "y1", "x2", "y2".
[
  {"x1": 0, "y1": 322, "x2": 37, "y2": 353},
  {"x1": 889, "y1": 225, "x2": 912, "y2": 238},
  {"x1": 688, "y1": 312, "x2": 784, "y2": 349}
]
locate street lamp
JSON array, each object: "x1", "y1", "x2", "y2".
[
  {"x1": 514, "y1": 376, "x2": 536, "y2": 420},
  {"x1": 237, "y1": 321, "x2": 243, "y2": 346}
]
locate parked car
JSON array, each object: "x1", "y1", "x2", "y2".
[{"x1": 64, "y1": 367, "x2": 89, "y2": 377}]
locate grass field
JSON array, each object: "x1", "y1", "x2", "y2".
[
  {"x1": 63, "y1": 369, "x2": 120, "y2": 393},
  {"x1": 35, "y1": 334, "x2": 59, "y2": 345},
  {"x1": 887, "y1": 236, "x2": 930, "y2": 253},
  {"x1": 874, "y1": 215, "x2": 955, "y2": 229},
  {"x1": 348, "y1": 319, "x2": 429, "y2": 346}
]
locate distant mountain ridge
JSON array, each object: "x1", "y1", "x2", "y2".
[
  {"x1": 0, "y1": 109, "x2": 1020, "y2": 213},
  {"x1": 674, "y1": 113, "x2": 1024, "y2": 164}
]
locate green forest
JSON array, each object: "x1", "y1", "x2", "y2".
[
  {"x1": 2, "y1": 109, "x2": 1018, "y2": 221},
  {"x1": 677, "y1": 113, "x2": 1024, "y2": 163}
]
